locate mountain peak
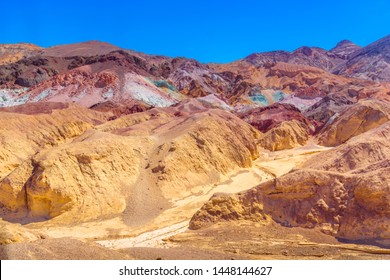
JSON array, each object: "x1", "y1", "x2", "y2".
[
  {"x1": 330, "y1": 39, "x2": 361, "y2": 58},
  {"x1": 334, "y1": 39, "x2": 355, "y2": 47},
  {"x1": 333, "y1": 34, "x2": 390, "y2": 82}
]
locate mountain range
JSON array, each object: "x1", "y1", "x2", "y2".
[{"x1": 0, "y1": 35, "x2": 389, "y2": 260}]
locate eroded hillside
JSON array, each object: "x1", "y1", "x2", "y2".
[{"x1": 1, "y1": 36, "x2": 390, "y2": 260}]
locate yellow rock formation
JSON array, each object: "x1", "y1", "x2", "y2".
[
  {"x1": 191, "y1": 122, "x2": 390, "y2": 242},
  {"x1": 0, "y1": 101, "x2": 261, "y2": 224},
  {"x1": 258, "y1": 120, "x2": 309, "y2": 151},
  {"x1": 317, "y1": 99, "x2": 390, "y2": 146}
]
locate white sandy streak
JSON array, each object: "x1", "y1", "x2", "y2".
[{"x1": 96, "y1": 221, "x2": 189, "y2": 249}]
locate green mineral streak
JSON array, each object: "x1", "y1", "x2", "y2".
[
  {"x1": 272, "y1": 91, "x2": 286, "y2": 102},
  {"x1": 249, "y1": 93, "x2": 268, "y2": 106},
  {"x1": 147, "y1": 78, "x2": 177, "y2": 91}
]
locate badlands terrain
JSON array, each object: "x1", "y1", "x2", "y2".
[{"x1": 0, "y1": 35, "x2": 390, "y2": 259}]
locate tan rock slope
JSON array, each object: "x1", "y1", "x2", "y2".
[
  {"x1": 317, "y1": 99, "x2": 390, "y2": 146},
  {"x1": 0, "y1": 219, "x2": 42, "y2": 245},
  {"x1": 0, "y1": 100, "x2": 260, "y2": 225},
  {"x1": 258, "y1": 120, "x2": 310, "y2": 151},
  {"x1": 0, "y1": 102, "x2": 111, "y2": 181},
  {"x1": 238, "y1": 103, "x2": 314, "y2": 151},
  {"x1": 190, "y1": 121, "x2": 390, "y2": 246}
]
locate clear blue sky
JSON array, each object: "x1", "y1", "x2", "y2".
[{"x1": 1, "y1": 0, "x2": 389, "y2": 63}]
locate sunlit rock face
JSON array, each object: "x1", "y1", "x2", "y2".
[
  {"x1": 0, "y1": 100, "x2": 260, "y2": 224},
  {"x1": 316, "y1": 99, "x2": 390, "y2": 146},
  {"x1": 191, "y1": 122, "x2": 390, "y2": 244}
]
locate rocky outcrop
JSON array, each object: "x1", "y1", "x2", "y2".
[
  {"x1": 0, "y1": 219, "x2": 42, "y2": 245},
  {"x1": 190, "y1": 170, "x2": 350, "y2": 233},
  {"x1": 0, "y1": 103, "x2": 115, "y2": 222},
  {"x1": 330, "y1": 40, "x2": 361, "y2": 59},
  {"x1": 334, "y1": 35, "x2": 390, "y2": 82},
  {"x1": 239, "y1": 103, "x2": 315, "y2": 133},
  {"x1": 0, "y1": 43, "x2": 41, "y2": 65},
  {"x1": 304, "y1": 94, "x2": 354, "y2": 127},
  {"x1": 89, "y1": 100, "x2": 152, "y2": 119},
  {"x1": 258, "y1": 120, "x2": 310, "y2": 151},
  {"x1": 168, "y1": 60, "x2": 229, "y2": 98},
  {"x1": 317, "y1": 99, "x2": 390, "y2": 146},
  {"x1": 190, "y1": 166, "x2": 390, "y2": 243},
  {"x1": 303, "y1": 121, "x2": 390, "y2": 172},
  {"x1": 190, "y1": 122, "x2": 390, "y2": 245}
]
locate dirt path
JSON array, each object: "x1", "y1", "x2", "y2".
[
  {"x1": 97, "y1": 221, "x2": 189, "y2": 249},
  {"x1": 95, "y1": 166, "x2": 272, "y2": 249},
  {"x1": 95, "y1": 143, "x2": 330, "y2": 249}
]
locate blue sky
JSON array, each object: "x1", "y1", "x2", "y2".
[{"x1": 1, "y1": 0, "x2": 389, "y2": 63}]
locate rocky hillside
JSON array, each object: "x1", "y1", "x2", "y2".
[
  {"x1": 1, "y1": 36, "x2": 390, "y2": 258},
  {"x1": 1, "y1": 36, "x2": 390, "y2": 113},
  {"x1": 190, "y1": 122, "x2": 390, "y2": 246},
  {"x1": 0, "y1": 100, "x2": 260, "y2": 225},
  {"x1": 0, "y1": 43, "x2": 41, "y2": 65},
  {"x1": 334, "y1": 35, "x2": 390, "y2": 82},
  {"x1": 329, "y1": 40, "x2": 361, "y2": 59}
]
